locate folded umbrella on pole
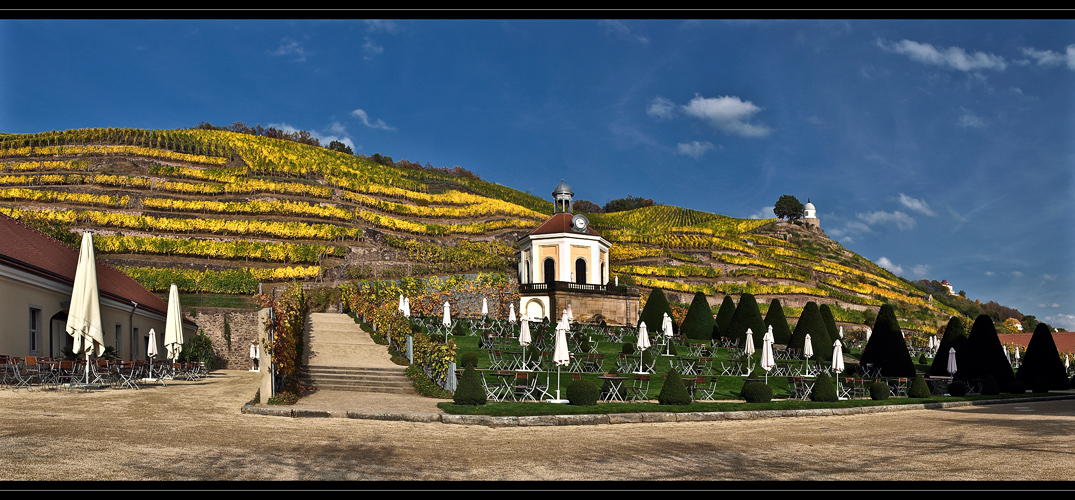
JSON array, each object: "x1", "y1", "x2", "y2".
[
  {"x1": 164, "y1": 283, "x2": 184, "y2": 362},
  {"x1": 66, "y1": 232, "x2": 104, "y2": 385}
]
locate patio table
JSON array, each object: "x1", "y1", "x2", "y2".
[{"x1": 597, "y1": 375, "x2": 628, "y2": 402}]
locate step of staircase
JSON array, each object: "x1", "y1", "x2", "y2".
[
  {"x1": 302, "y1": 313, "x2": 415, "y2": 394},
  {"x1": 302, "y1": 366, "x2": 415, "y2": 394}
]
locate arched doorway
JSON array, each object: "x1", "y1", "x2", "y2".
[
  {"x1": 575, "y1": 258, "x2": 587, "y2": 284},
  {"x1": 544, "y1": 258, "x2": 556, "y2": 284},
  {"x1": 526, "y1": 299, "x2": 546, "y2": 321}
]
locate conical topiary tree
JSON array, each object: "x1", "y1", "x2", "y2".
[
  {"x1": 859, "y1": 304, "x2": 916, "y2": 377},
  {"x1": 681, "y1": 291, "x2": 716, "y2": 341},
  {"x1": 452, "y1": 364, "x2": 487, "y2": 405},
  {"x1": 820, "y1": 304, "x2": 841, "y2": 344},
  {"x1": 930, "y1": 316, "x2": 969, "y2": 376},
  {"x1": 715, "y1": 295, "x2": 736, "y2": 340},
  {"x1": 728, "y1": 293, "x2": 766, "y2": 350},
  {"x1": 764, "y1": 298, "x2": 793, "y2": 346},
  {"x1": 638, "y1": 287, "x2": 673, "y2": 333},
  {"x1": 1017, "y1": 322, "x2": 1069, "y2": 390},
  {"x1": 960, "y1": 314, "x2": 1015, "y2": 389},
  {"x1": 811, "y1": 371, "x2": 838, "y2": 402},
  {"x1": 658, "y1": 369, "x2": 692, "y2": 405},
  {"x1": 789, "y1": 301, "x2": 832, "y2": 362}
]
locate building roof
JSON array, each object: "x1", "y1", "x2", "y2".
[
  {"x1": 525, "y1": 212, "x2": 603, "y2": 238},
  {"x1": 0, "y1": 211, "x2": 178, "y2": 320}
]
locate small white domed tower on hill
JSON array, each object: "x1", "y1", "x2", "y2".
[{"x1": 803, "y1": 198, "x2": 820, "y2": 230}]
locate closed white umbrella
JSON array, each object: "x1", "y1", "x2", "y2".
[
  {"x1": 442, "y1": 301, "x2": 451, "y2": 327},
  {"x1": 1014, "y1": 346, "x2": 1021, "y2": 365},
  {"x1": 147, "y1": 328, "x2": 161, "y2": 384},
  {"x1": 662, "y1": 313, "x2": 674, "y2": 356},
  {"x1": 1003, "y1": 345, "x2": 1011, "y2": 365},
  {"x1": 398, "y1": 294, "x2": 405, "y2": 314},
  {"x1": 518, "y1": 317, "x2": 532, "y2": 372},
  {"x1": 744, "y1": 328, "x2": 755, "y2": 357},
  {"x1": 550, "y1": 320, "x2": 571, "y2": 403},
  {"x1": 832, "y1": 339, "x2": 845, "y2": 398},
  {"x1": 66, "y1": 232, "x2": 105, "y2": 385},
  {"x1": 802, "y1": 333, "x2": 814, "y2": 375},
  {"x1": 947, "y1": 347, "x2": 958, "y2": 376},
  {"x1": 635, "y1": 321, "x2": 651, "y2": 374},
  {"x1": 1065, "y1": 354, "x2": 1070, "y2": 373},
  {"x1": 761, "y1": 327, "x2": 776, "y2": 383},
  {"x1": 567, "y1": 304, "x2": 573, "y2": 322},
  {"x1": 402, "y1": 297, "x2": 410, "y2": 318},
  {"x1": 509, "y1": 303, "x2": 517, "y2": 324},
  {"x1": 838, "y1": 326, "x2": 844, "y2": 339},
  {"x1": 164, "y1": 283, "x2": 184, "y2": 363},
  {"x1": 482, "y1": 297, "x2": 489, "y2": 317},
  {"x1": 866, "y1": 328, "x2": 872, "y2": 342}
]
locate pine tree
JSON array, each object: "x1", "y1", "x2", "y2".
[
  {"x1": 728, "y1": 293, "x2": 766, "y2": 350},
  {"x1": 1017, "y1": 322, "x2": 1069, "y2": 390},
  {"x1": 764, "y1": 298, "x2": 793, "y2": 345},
  {"x1": 929, "y1": 316, "x2": 968, "y2": 376},
  {"x1": 638, "y1": 287, "x2": 673, "y2": 334},
  {"x1": 819, "y1": 304, "x2": 841, "y2": 345},
  {"x1": 859, "y1": 304, "x2": 916, "y2": 377},
  {"x1": 715, "y1": 295, "x2": 736, "y2": 340},
  {"x1": 789, "y1": 301, "x2": 832, "y2": 361},
  {"x1": 681, "y1": 291, "x2": 716, "y2": 341},
  {"x1": 962, "y1": 314, "x2": 1015, "y2": 389}
]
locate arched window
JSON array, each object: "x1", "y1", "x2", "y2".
[
  {"x1": 543, "y1": 258, "x2": 556, "y2": 284},
  {"x1": 575, "y1": 258, "x2": 587, "y2": 284}
]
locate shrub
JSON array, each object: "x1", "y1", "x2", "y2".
[
  {"x1": 621, "y1": 343, "x2": 635, "y2": 355},
  {"x1": 811, "y1": 372, "x2": 838, "y2": 402},
  {"x1": 909, "y1": 375, "x2": 931, "y2": 398},
  {"x1": 1007, "y1": 380, "x2": 1027, "y2": 394},
  {"x1": 1031, "y1": 375, "x2": 1051, "y2": 394},
  {"x1": 918, "y1": 354, "x2": 928, "y2": 365},
  {"x1": 458, "y1": 351, "x2": 479, "y2": 369},
  {"x1": 859, "y1": 304, "x2": 916, "y2": 377},
  {"x1": 948, "y1": 380, "x2": 968, "y2": 397},
  {"x1": 658, "y1": 370, "x2": 692, "y2": 405},
  {"x1": 566, "y1": 378, "x2": 600, "y2": 406},
  {"x1": 452, "y1": 365, "x2": 486, "y2": 405},
  {"x1": 179, "y1": 330, "x2": 216, "y2": 369},
  {"x1": 451, "y1": 321, "x2": 470, "y2": 336},
  {"x1": 981, "y1": 375, "x2": 1000, "y2": 395},
  {"x1": 681, "y1": 291, "x2": 716, "y2": 341},
  {"x1": 869, "y1": 380, "x2": 890, "y2": 400},
  {"x1": 742, "y1": 381, "x2": 773, "y2": 403}
]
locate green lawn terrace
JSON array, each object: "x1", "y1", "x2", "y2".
[{"x1": 369, "y1": 314, "x2": 1075, "y2": 415}]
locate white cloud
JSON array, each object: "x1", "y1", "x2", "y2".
[
  {"x1": 1021, "y1": 45, "x2": 1075, "y2": 70},
  {"x1": 598, "y1": 20, "x2": 650, "y2": 45},
  {"x1": 365, "y1": 19, "x2": 401, "y2": 34},
  {"x1": 646, "y1": 96, "x2": 676, "y2": 120},
  {"x1": 1012, "y1": 271, "x2": 1025, "y2": 278},
  {"x1": 676, "y1": 141, "x2": 714, "y2": 159},
  {"x1": 362, "y1": 37, "x2": 384, "y2": 59},
  {"x1": 1038, "y1": 303, "x2": 1061, "y2": 308},
  {"x1": 1044, "y1": 313, "x2": 1075, "y2": 331},
  {"x1": 877, "y1": 256, "x2": 904, "y2": 275},
  {"x1": 1043, "y1": 274, "x2": 1057, "y2": 281},
  {"x1": 352, "y1": 109, "x2": 395, "y2": 131},
  {"x1": 748, "y1": 206, "x2": 776, "y2": 220},
  {"x1": 858, "y1": 210, "x2": 916, "y2": 230},
  {"x1": 272, "y1": 37, "x2": 308, "y2": 62},
  {"x1": 912, "y1": 264, "x2": 931, "y2": 278},
  {"x1": 877, "y1": 38, "x2": 1007, "y2": 72},
  {"x1": 985, "y1": 271, "x2": 995, "y2": 276},
  {"x1": 896, "y1": 193, "x2": 936, "y2": 217},
  {"x1": 957, "y1": 108, "x2": 985, "y2": 128},
  {"x1": 681, "y1": 95, "x2": 772, "y2": 138}
]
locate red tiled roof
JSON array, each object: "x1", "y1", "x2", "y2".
[
  {"x1": 526, "y1": 212, "x2": 602, "y2": 237},
  {"x1": 0, "y1": 211, "x2": 172, "y2": 318}
]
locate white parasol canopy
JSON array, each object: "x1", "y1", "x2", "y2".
[
  {"x1": 866, "y1": 328, "x2": 872, "y2": 342},
  {"x1": 761, "y1": 327, "x2": 776, "y2": 383},
  {"x1": 744, "y1": 328, "x2": 755, "y2": 357},
  {"x1": 567, "y1": 304, "x2": 573, "y2": 322},
  {"x1": 550, "y1": 319, "x2": 571, "y2": 402},
  {"x1": 402, "y1": 297, "x2": 410, "y2": 318},
  {"x1": 947, "y1": 347, "x2": 958, "y2": 376},
  {"x1": 147, "y1": 328, "x2": 159, "y2": 359},
  {"x1": 398, "y1": 294, "x2": 405, "y2": 314},
  {"x1": 838, "y1": 326, "x2": 843, "y2": 338},
  {"x1": 164, "y1": 283, "x2": 184, "y2": 362},
  {"x1": 662, "y1": 313, "x2": 674, "y2": 356},
  {"x1": 509, "y1": 303, "x2": 517, "y2": 323},
  {"x1": 482, "y1": 297, "x2": 489, "y2": 317},
  {"x1": 66, "y1": 232, "x2": 105, "y2": 369},
  {"x1": 803, "y1": 333, "x2": 814, "y2": 359},
  {"x1": 519, "y1": 318, "x2": 531, "y2": 347},
  {"x1": 442, "y1": 301, "x2": 451, "y2": 327},
  {"x1": 832, "y1": 339, "x2": 845, "y2": 398},
  {"x1": 635, "y1": 321, "x2": 651, "y2": 374}
]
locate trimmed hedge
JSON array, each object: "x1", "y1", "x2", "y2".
[
  {"x1": 567, "y1": 378, "x2": 600, "y2": 406},
  {"x1": 742, "y1": 380, "x2": 773, "y2": 403},
  {"x1": 869, "y1": 380, "x2": 890, "y2": 400},
  {"x1": 658, "y1": 370, "x2": 692, "y2": 405},
  {"x1": 452, "y1": 365, "x2": 487, "y2": 405}
]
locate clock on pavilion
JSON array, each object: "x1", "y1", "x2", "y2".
[{"x1": 516, "y1": 181, "x2": 638, "y2": 326}]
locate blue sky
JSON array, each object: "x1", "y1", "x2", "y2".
[{"x1": 2, "y1": 17, "x2": 1073, "y2": 328}]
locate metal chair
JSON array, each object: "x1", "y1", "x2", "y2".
[
  {"x1": 692, "y1": 375, "x2": 718, "y2": 401},
  {"x1": 626, "y1": 374, "x2": 651, "y2": 402},
  {"x1": 512, "y1": 372, "x2": 538, "y2": 402}
]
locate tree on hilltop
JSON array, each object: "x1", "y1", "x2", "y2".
[{"x1": 773, "y1": 195, "x2": 804, "y2": 221}]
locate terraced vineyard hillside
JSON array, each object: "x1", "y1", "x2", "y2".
[{"x1": 0, "y1": 127, "x2": 960, "y2": 332}]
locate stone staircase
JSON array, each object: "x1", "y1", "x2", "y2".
[{"x1": 302, "y1": 312, "x2": 415, "y2": 394}]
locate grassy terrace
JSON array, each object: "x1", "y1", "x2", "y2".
[{"x1": 408, "y1": 320, "x2": 1043, "y2": 416}]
